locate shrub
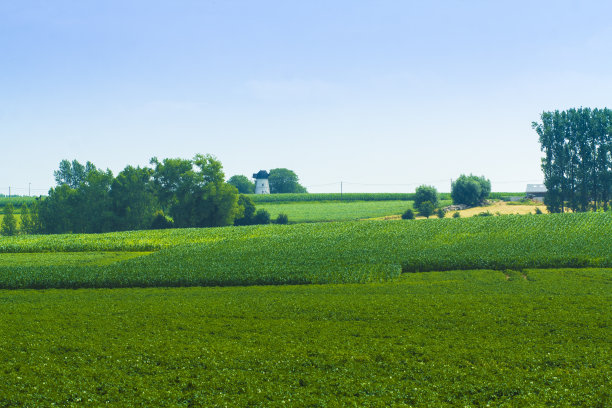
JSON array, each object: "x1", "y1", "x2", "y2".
[
  {"x1": 275, "y1": 213, "x2": 289, "y2": 224},
  {"x1": 401, "y1": 209, "x2": 415, "y2": 220},
  {"x1": 535, "y1": 207, "x2": 543, "y2": 215},
  {"x1": 436, "y1": 208, "x2": 445, "y2": 218},
  {"x1": 453, "y1": 211, "x2": 461, "y2": 218},
  {"x1": 253, "y1": 209, "x2": 271, "y2": 225},
  {"x1": 474, "y1": 211, "x2": 493, "y2": 217},
  {"x1": 419, "y1": 201, "x2": 435, "y2": 219}
]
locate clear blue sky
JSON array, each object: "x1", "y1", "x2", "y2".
[{"x1": 2, "y1": 0, "x2": 611, "y2": 195}]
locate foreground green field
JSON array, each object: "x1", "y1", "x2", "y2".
[
  {"x1": 0, "y1": 269, "x2": 609, "y2": 406},
  {"x1": 0, "y1": 212, "x2": 610, "y2": 289}
]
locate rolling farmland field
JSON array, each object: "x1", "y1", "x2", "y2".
[
  {"x1": 0, "y1": 211, "x2": 610, "y2": 406},
  {"x1": 257, "y1": 200, "x2": 425, "y2": 223}
]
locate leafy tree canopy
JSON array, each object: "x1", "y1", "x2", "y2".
[
  {"x1": 268, "y1": 168, "x2": 307, "y2": 194},
  {"x1": 451, "y1": 174, "x2": 491, "y2": 207},
  {"x1": 228, "y1": 175, "x2": 255, "y2": 194},
  {"x1": 414, "y1": 185, "x2": 439, "y2": 212},
  {"x1": 0, "y1": 203, "x2": 18, "y2": 236}
]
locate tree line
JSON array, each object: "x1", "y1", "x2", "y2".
[
  {"x1": 533, "y1": 108, "x2": 612, "y2": 213},
  {"x1": 227, "y1": 168, "x2": 307, "y2": 194},
  {"x1": 1, "y1": 155, "x2": 286, "y2": 236}
]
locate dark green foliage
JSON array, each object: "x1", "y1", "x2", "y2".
[
  {"x1": 419, "y1": 201, "x2": 435, "y2": 218},
  {"x1": 452, "y1": 174, "x2": 491, "y2": 206},
  {"x1": 401, "y1": 208, "x2": 415, "y2": 219},
  {"x1": 151, "y1": 154, "x2": 240, "y2": 228},
  {"x1": 453, "y1": 211, "x2": 461, "y2": 218},
  {"x1": 436, "y1": 208, "x2": 445, "y2": 218},
  {"x1": 227, "y1": 175, "x2": 255, "y2": 194},
  {"x1": 150, "y1": 210, "x2": 174, "y2": 229},
  {"x1": 39, "y1": 155, "x2": 241, "y2": 234},
  {"x1": 414, "y1": 185, "x2": 439, "y2": 212},
  {"x1": 274, "y1": 213, "x2": 289, "y2": 224},
  {"x1": 110, "y1": 166, "x2": 158, "y2": 231},
  {"x1": 0, "y1": 203, "x2": 17, "y2": 236},
  {"x1": 533, "y1": 108, "x2": 612, "y2": 213},
  {"x1": 19, "y1": 205, "x2": 34, "y2": 234},
  {"x1": 535, "y1": 207, "x2": 543, "y2": 215},
  {"x1": 253, "y1": 209, "x2": 271, "y2": 224},
  {"x1": 268, "y1": 168, "x2": 307, "y2": 194},
  {"x1": 234, "y1": 195, "x2": 257, "y2": 226},
  {"x1": 0, "y1": 269, "x2": 610, "y2": 406}
]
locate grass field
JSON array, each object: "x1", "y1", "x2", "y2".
[
  {"x1": 258, "y1": 200, "x2": 433, "y2": 222},
  {"x1": 0, "y1": 268, "x2": 609, "y2": 406},
  {"x1": 0, "y1": 212, "x2": 610, "y2": 289}
]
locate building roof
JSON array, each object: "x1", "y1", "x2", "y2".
[
  {"x1": 253, "y1": 170, "x2": 269, "y2": 179},
  {"x1": 526, "y1": 184, "x2": 547, "y2": 194}
]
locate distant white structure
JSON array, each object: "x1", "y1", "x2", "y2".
[
  {"x1": 526, "y1": 184, "x2": 547, "y2": 202},
  {"x1": 253, "y1": 170, "x2": 270, "y2": 194}
]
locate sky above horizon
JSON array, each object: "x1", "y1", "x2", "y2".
[{"x1": 2, "y1": 0, "x2": 612, "y2": 195}]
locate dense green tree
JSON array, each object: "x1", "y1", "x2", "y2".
[
  {"x1": 38, "y1": 184, "x2": 78, "y2": 234},
  {"x1": 419, "y1": 201, "x2": 435, "y2": 218},
  {"x1": 75, "y1": 167, "x2": 115, "y2": 233},
  {"x1": 451, "y1": 174, "x2": 491, "y2": 207},
  {"x1": 111, "y1": 166, "x2": 158, "y2": 231},
  {"x1": 151, "y1": 154, "x2": 241, "y2": 228},
  {"x1": 533, "y1": 108, "x2": 612, "y2": 212},
  {"x1": 253, "y1": 209, "x2": 271, "y2": 224},
  {"x1": 228, "y1": 175, "x2": 255, "y2": 194},
  {"x1": 20, "y1": 204, "x2": 34, "y2": 234},
  {"x1": 234, "y1": 195, "x2": 257, "y2": 226},
  {"x1": 0, "y1": 203, "x2": 18, "y2": 236},
  {"x1": 414, "y1": 185, "x2": 439, "y2": 213},
  {"x1": 53, "y1": 159, "x2": 97, "y2": 188},
  {"x1": 268, "y1": 168, "x2": 307, "y2": 194}
]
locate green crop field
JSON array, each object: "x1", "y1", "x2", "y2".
[
  {"x1": 258, "y1": 200, "x2": 442, "y2": 222},
  {"x1": 0, "y1": 268, "x2": 609, "y2": 406},
  {"x1": 0, "y1": 212, "x2": 610, "y2": 289}
]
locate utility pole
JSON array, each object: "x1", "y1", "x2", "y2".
[
  {"x1": 29, "y1": 182, "x2": 31, "y2": 197},
  {"x1": 340, "y1": 181, "x2": 343, "y2": 201},
  {"x1": 8, "y1": 186, "x2": 10, "y2": 198}
]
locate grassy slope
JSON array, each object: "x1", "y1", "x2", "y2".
[
  {"x1": 258, "y1": 200, "x2": 419, "y2": 222},
  {"x1": 0, "y1": 269, "x2": 609, "y2": 406},
  {"x1": 0, "y1": 213, "x2": 610, "y2": 289}
]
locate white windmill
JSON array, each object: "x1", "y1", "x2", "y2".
[{"x1": 253, "y1": 170, "x2": 270, "y2": 194}]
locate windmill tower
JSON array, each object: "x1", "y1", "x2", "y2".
[{"x1": 253, "y1": 170, "x2": 270, "y2": 194}]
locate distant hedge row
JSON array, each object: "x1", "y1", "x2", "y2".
[
  {"x1": 0, "y1": 197, "x2": 36, "y2": 211},
  {"x1": 247, "y1": 192, "x2": 524, "y2": 203}
]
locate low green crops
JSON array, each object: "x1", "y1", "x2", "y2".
[
  {"x1": 0, "y1": 212, "x2": 609, "y2": 289},
  {"x1": 0, "y1": 269, "x2": 610, "y2": 406},
  {"x1": 258, "y1": 200, "x2": 424, "y2": 222}
]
